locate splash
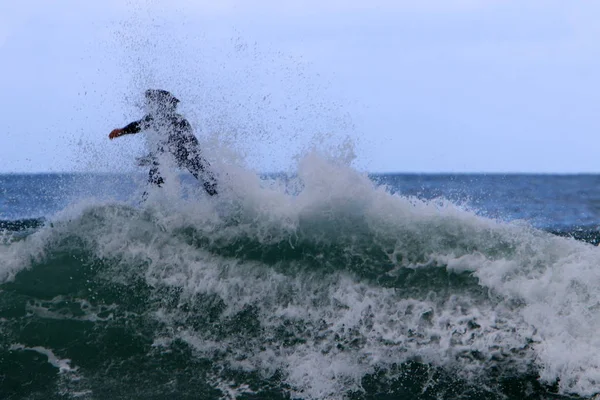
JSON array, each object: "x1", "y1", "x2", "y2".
[{"x1": 2, "y1": 154, "x2": 599, "y2": 398}]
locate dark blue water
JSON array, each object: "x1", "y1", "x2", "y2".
[
  {"x1": 372, "y1": 174, "x2": 600, "y2": 230},
  {"x1": 0, "y1": 174, "x2": 137, "y2": 220},
  {"x1": 4, "y1": 173, "x2": 600, "y2": 229},
  {"x1": 1, "y1": 170, "x2": 600, "y2": 399}
]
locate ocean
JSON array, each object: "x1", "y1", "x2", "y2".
[{"x1": 2, "y1": 162, "x2": 600, "y2": 399}]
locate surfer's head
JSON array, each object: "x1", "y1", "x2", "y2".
[{"x1": 145, "y1": 89, "x2": 180, "y2": 114}]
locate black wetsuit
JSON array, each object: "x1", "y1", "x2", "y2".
[{"x1": 122, "y1": 113, "x2": 218, "y2": 196}]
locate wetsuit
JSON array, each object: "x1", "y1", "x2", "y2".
[{"x1": 121, "y1": 113, "x2": 218, "y2": 196}]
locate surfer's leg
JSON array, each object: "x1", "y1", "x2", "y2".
[
  {"x1": 140, "y1": 166, "x2": 165, "y2": 202},
  {"x1": 202, "y1": 178, "x2": 218, "y2": 196},
  {"x1": 148, "y1": 166, "x2": 165, "y2": 187},
  {"x1": 172, "y1": 138, "x2": 218, "y2": 196},
  {"x1": 187, "y1": 158, "x2": 217, "y2": 196}
]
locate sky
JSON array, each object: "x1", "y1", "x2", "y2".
[{"x1": 1, "y1": 1, "x2": 600, "y2": 173}]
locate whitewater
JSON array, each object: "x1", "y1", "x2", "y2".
[{"x1": 2, "y1": 152, "x2": 600, "y2": 399}]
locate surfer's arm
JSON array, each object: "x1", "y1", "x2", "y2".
[{"x1": 108, "y1": 115, "x2": 151, "y2": 139}]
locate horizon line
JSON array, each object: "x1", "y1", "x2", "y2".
[{"x1": 2, "y1": 171, "x2": 600, "y2": 176}]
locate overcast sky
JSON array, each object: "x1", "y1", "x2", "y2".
[{"x1": 1, "y1": 1, "x2": 600, "y2": 173}]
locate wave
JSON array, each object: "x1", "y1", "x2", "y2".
[{"x1": 1, "y1": 154, "x2": 599, "y2": 399}]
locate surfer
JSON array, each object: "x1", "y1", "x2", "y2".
[{"x1": 108, "y1": 89, "x2": 218, "y2": 196}]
